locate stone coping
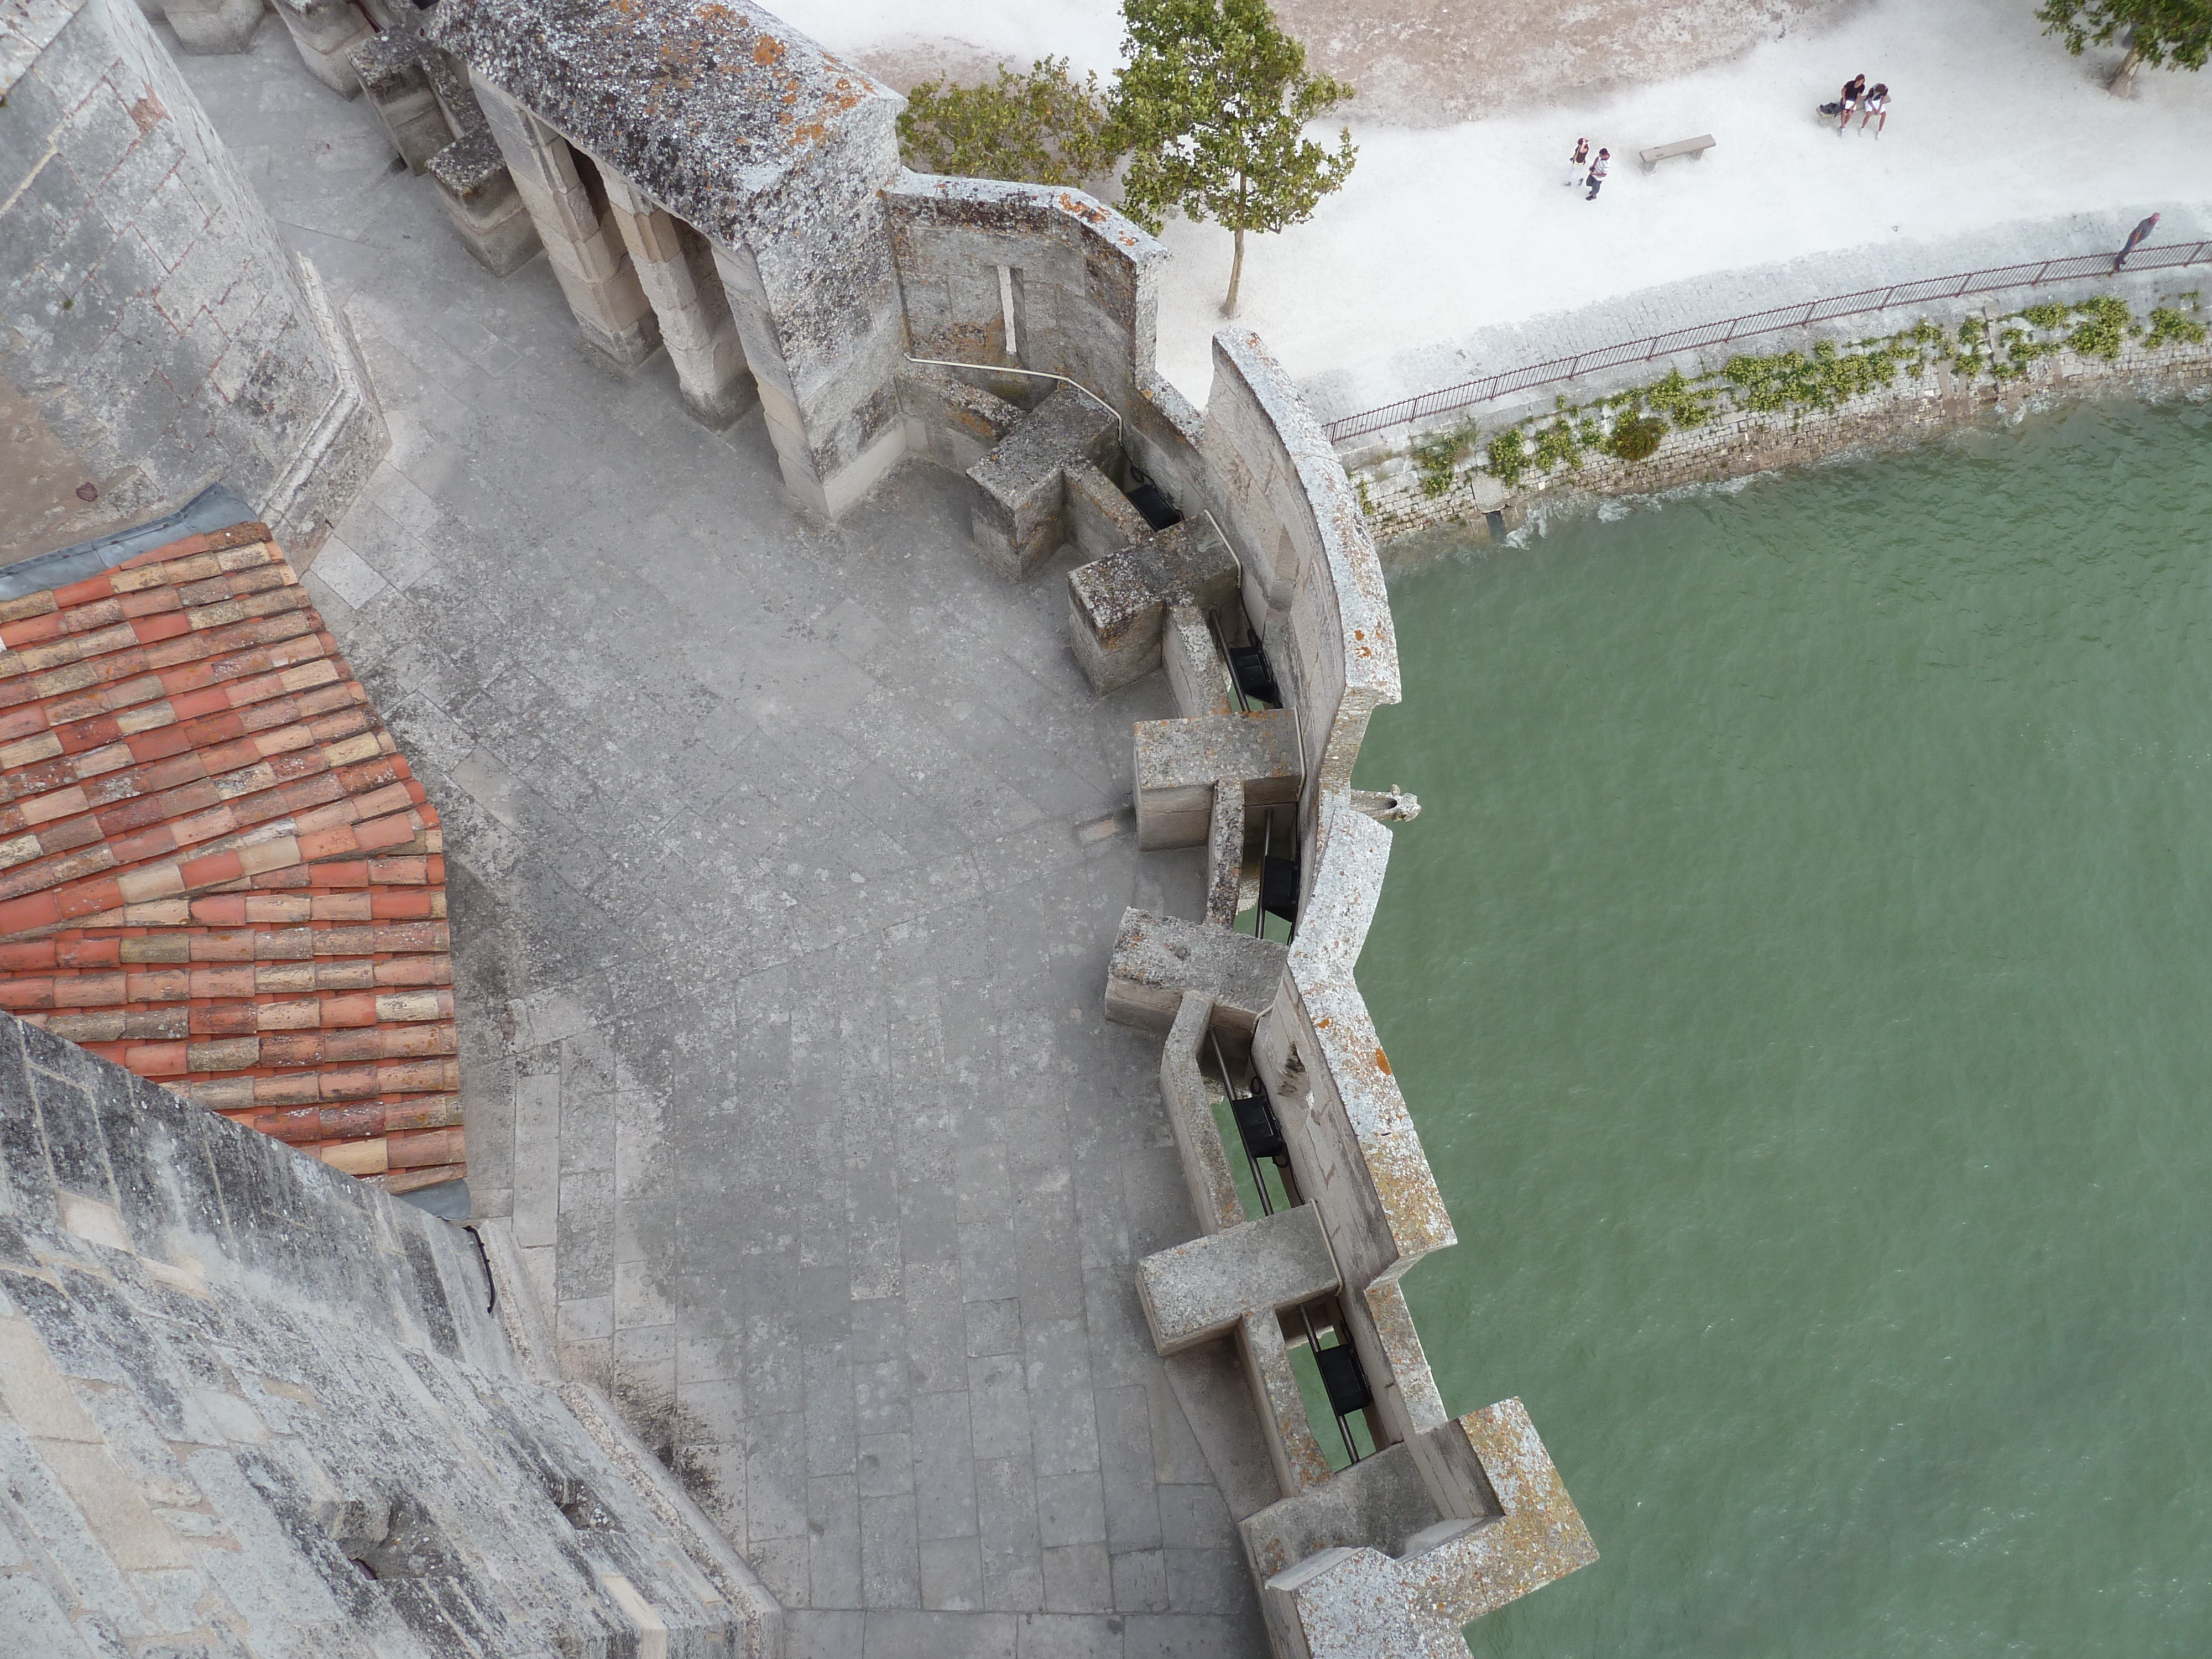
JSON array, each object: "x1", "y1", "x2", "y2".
[{"x1": 428, "y1": 0, "x2": 899, "y2": 247}]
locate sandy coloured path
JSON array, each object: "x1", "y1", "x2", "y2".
[
  {"x1": 782, "y1": 0, "x2": 2211, "y2": 424},
  {"x1": 799, "y1": 0, "x2": 1857, "y2": 124}
]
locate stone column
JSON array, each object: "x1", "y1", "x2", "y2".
[
  {"x1": 596, "y1": 170, "x2": 755, "y2": 427},
  {"x1": 711, "y1": 239, "x2": 905, "y2": 519},
  {"x1": 472, "y1": 82, "x2": 658, "y2": 368},
  {"x1": 270, "y1": 0, "x2": 372, "y2": 96}
]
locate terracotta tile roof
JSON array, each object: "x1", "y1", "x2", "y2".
[{"x1": 0, "y1": 522, "x2": 464, "y2": 1194}]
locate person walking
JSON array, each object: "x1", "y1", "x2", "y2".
[
  {"x1": 1838, "y1": 73, "x2": 1866, "y2": 133},
  {"x1": 2115, "y1": 212, "x2": 2160, "y2": 270},
  {"x1": 1566, "y1": 137, "x2": 1590, "y2": 186},
  {"x1": 1859, "y1": 83, "x2": 1890, "y2": 135},
  {"x1": 1584, "y1": 148, "x2": 1610, "y2": 201}
]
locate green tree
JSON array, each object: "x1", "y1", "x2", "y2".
[
  {"x1": 896, "y1": 58, "x2": 1120, "y2": 187},
  {"x1": 1112, "y1": 0, "x2": 1356, "y2": 316},
  {"x1": 2037, "y1": 0, "x2": 2211, "y2": 95}
]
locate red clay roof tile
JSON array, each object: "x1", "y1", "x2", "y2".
[{"x1": 0, "y1": 525, "x2": 462, "y2": 1194}]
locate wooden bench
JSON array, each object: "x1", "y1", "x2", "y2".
[{"x1": 1640, "y1": 134, "x2": 1716, "y2": 172}]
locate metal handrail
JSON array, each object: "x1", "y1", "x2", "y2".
[{"x1": 1322, "y1": 239, "x2": 2212, "y2": 445}]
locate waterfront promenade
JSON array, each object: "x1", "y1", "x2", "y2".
[{"x1": 173, "y1": 24, "x2": 1266, "y2": 1657}]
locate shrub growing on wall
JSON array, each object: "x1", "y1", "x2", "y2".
[
  {"x1": 1486, "y1": 429, "x2": 1528, "y2": 487},
  {"x1": 2143, "y1": 303, "x2": 2208, "y2": 349},
  {"x1": 898, "y1": 58, "x2": 1123, "y2": 187},
  {"x1": 1607, "y1": 414, "x2": 1666, "y2": 461},
  {"x1": 1410, "y1": 419, "x2": 1480, "y2": 497}
]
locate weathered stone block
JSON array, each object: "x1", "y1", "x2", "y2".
[
  {"x1": 966, "y1": 383, "x2": 1118, "y2": 579},
  {"x1": 1136, "y1": 1204, "x2": 1338, "y2": 1354},
  {"x1": 1165, "y1": 601, "x2": 1235, "y2": 719},
  {"x1": 273, "y1": 0, "x2": 372, "y2": 94},
  {"x1": 1104, "y1": 907, "x2": 1285, "y2": 1035},
  {"x1": 895, "y1": 364, "x2": 1022, "y2": 473},
  {"x1": 1134, "y1": 709, "x2": 1300, "y2": 850},
  {"x1": 1068, "y1": 516, "x2": 1239, "y2": 696},
  {"x1": 1256, "y1": 1401, "x2": 1596, "y2": 1658},
  {"x1": 1160, "y1": 992, "x2": 1247, "y2": 1237},
  {"x1": 1065, "y1": 457, "x2": 1153, "y2": 563},
  {"x1": 425, "y1": 127, "x2": 540, "y2": 276}
]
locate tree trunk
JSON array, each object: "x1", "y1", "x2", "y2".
[
  {"x1": 1223, "y1": 174, "x2": 1247, "y2": 317},
  {"x1": 2108, "y1": 40, "x2": 2143, "y2": 96}
]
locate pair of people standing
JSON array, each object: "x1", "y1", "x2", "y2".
[
  {"x1": 1566, "y1": 138, "x2": 1610, "y2": 201},
  {"x1": 1837, "y1": 74, "x2": 1890, "y2": 134}
]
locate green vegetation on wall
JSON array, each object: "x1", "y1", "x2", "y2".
[
  {"x1": 1379, "y1": 293, "x2": 2205, "y2": 509},
  {"x1": 1411, "y1": 419, "x2": 1482, "y2": 497}
]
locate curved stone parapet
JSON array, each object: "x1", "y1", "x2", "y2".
[
  {"x1": 1197, "y1": 329, "x2": 1401, "y2": 889},
  {"x1": 1110, "y1": 313, "x2": 1595, "y2": 1659}
]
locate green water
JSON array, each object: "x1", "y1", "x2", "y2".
[{"x1": 1352, "y1": 398, "x2": 2212, "y2": 1657}]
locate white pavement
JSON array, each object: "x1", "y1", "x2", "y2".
[{"x1": 782, "y1": 0, "x2": 2212, "y2": 422}]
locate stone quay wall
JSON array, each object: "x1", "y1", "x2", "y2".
[
  {"x1": 1347, "y1": 281, "x2": 2212, "y2": 548},
  {"x1": 0, "y1": 1008, "x2": 776, "y2": 1657},
  {"x1": 1, "y1": 0, "x2": 385, "y2": 564}
]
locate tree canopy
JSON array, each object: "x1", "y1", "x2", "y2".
[
  {"x1": 2036, "y1": 0, "x2": 2211, "y2": 92},
  {"x1": 1112, "y1": 0, "x2": 1357, "y2": 315},
  {"x1": 895, "y1": 58, "x2": 1120, "y2": 187}
]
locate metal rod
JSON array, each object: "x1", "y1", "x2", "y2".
[
  {"x1": 1206, "y1": 610, "x2": 1251, "y2": 715},
  {"x1": 1209, "y1": 1028, "x2": 1275, "y2": 1217},
  {"x1": 1256, "y1": 807, "x2": 1270, "y2": 937},
  {"x1": 1296, "y1": 1301, "x2": 1365, "y2": 1465}
]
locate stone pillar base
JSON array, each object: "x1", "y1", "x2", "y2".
[
  {"x1": 162, "y1": 0, "x2": 265, "y2": 53},
  {"x1": 257, "y1": 254, "x2": 389, "y2": 554},
  {"x1": 275, "y1": 0, "x2": 372, "y2": 97},
  {"x1": 679, "y1": 376, "x2": 757, "y2": 430},
  {"x1": 427, "y1": 132, "x2": 542, "y2": 278}
]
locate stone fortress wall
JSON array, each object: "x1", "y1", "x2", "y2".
[
  {"x1": 374, "y1": 0, "x2": 1602, "y2": 1652},
  {"x1": 0, "y1": 1006, "x2": 777, "y2": 1656},
  {"x1": 1, "y1": 0, "x2": 385, "y2": 564}
]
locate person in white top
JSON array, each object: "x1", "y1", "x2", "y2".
[
  {"x1": 1566, "y1": 137, "x2": 1590, "y2": 186},
  {"x1": 1584, "y1": 149, "x2": 1610, "y2": 201},
  {"x1": 1859, "y1": 84, "x2": 1890, "y2": 135}
]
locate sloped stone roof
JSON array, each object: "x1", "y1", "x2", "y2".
[
  {"x1": 0, "y1": 521, "x2": 462, "y2": 1193},
  {"x1": 429, "y1": 0, "x2": 899, "y2": 242}
]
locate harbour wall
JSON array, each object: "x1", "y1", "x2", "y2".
[{"x1": 1341, "y1": 273, "x2": 2212, "y2": 547}]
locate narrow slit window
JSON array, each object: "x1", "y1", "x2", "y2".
[{"x1": 998, "y1": 264, "x2": 1019, "y2": 360}]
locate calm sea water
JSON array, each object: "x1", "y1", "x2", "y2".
[{"x1": 1352, "y1": 397, "x2": 2212, "y2": 1657}]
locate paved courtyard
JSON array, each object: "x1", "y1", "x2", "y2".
[{"x1": 174, "y1": 23, "x2": 1265, "y2": 1657}]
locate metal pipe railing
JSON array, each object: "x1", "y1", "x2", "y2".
[{"x1": 1322, "y1": 239, "x2": 2212, "y2": 444}]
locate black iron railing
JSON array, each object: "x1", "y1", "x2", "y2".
[{"x1": 1323, "y1": 240, "x2": 2212, "y2": 445}]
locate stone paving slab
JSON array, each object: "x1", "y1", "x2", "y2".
[{"x1": 168, "y1": 18, "x2": 1266, "y2": 1651}]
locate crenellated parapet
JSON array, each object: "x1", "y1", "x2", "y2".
[{"x1": 403, "y1": 3, "x2": 1596, "y2": 1646}]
